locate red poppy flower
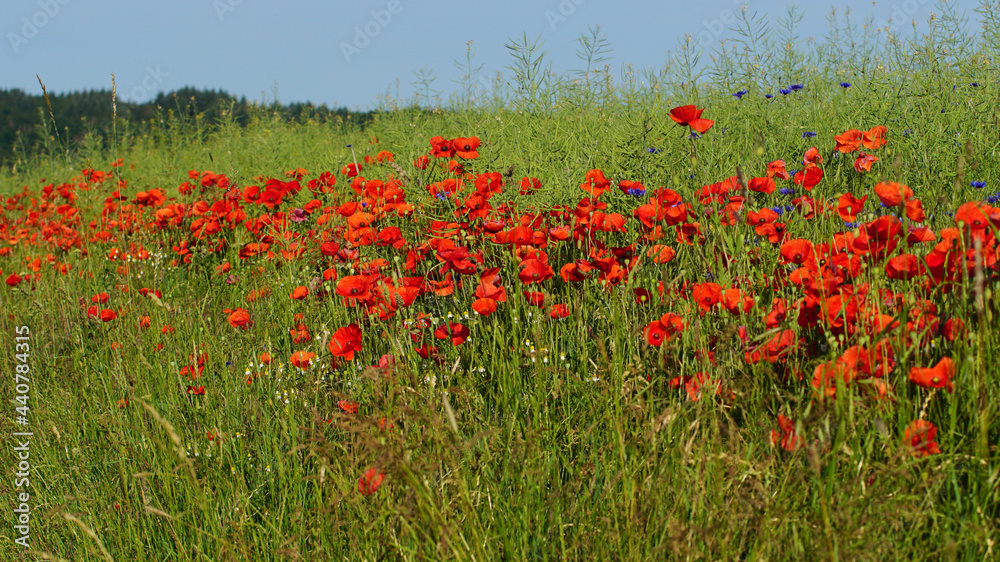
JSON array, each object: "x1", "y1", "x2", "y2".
[
  {"x1": 452, "y1": 137, "x2": 480, "y2": 159},
  {"x1": 549, "y1": 303, "x2": 570, "y2": 319},
  {"x1": 721, "y1": 288, "x2": 754, "y2": 315},
  {"x1": 873, "y1": 181, "x2": 912, "y2": 207},
  {"x1": 834, "y1": 129, "x2": 863, "y2": 153},
  {"x1": 341, "y1": 163, "x2": 361, "y2": 177},
  {"x1": 747, "y1": 176, "x2": 776, "y2": 194},
  {"x1": 290, "y1": 351, "x2": 316, "y2": 370},
  {"x1": 227, "y1": 308, "x2": 251, "y2": 329},
  {"x1": 793, "y1": 166, "x2": 823, "y2": 190},
  {"x1": 329, "y1": 324, "x2": 363, "y2": 360},
  {"x1": 955, "y1": 202, "x2": 990, "y2": 230},
  {"x1": 337, "y1": 399, "x2": 359, "y2": 414},
  {"x1": 862, "y1": 125, "x2": 888, "y2": 150},
  {"x1": 434, "y1": 322, "x2": 469, "y2": 346},
  {"x1": 99, "y1": 309, "x2": 117, "y2": 322},
  {"x1": 909, "y1": 357, "x2": 955, "y2": 392},
  {"x1": 769, "y1": 414, "x2": 802, "y2": 452},
  {"x1": 691, "y1": 282, "x2": 722, "y2": 315},
  {"x1": 766, "y1": 160, "x2": 791, "y2": 180},
  {"x1": 6, "y1": 273, "x2": 23, "y2": 287},
  {"x1": 837, "y1": 193, "x2": 867, "y2": 222},
  {"x1": 471, "y1": 297, "x2": 498, "y2": 316},
  {"x1": 186, "y1": 386, "x2": 206, "y2": 395},
  {"x1": 644, "y1": 320, "x2": 667, "y2": 347},
  {"x1": 905, "y1": 198, "x2": 925, "y2": 222},
  {"x1": 885, "y1": 254, "x2": 923, "y2": 280},
  {"x1": 518, "y1": 258, "x2": 554, "y2": 284},
  {"x1": 779, "y1": 238, "x2": 814, "y2": 266},
  {"x1": 669, "y1": 105, "x2": 714, "y2": 134},
  {"x1": 289, "y1": 323, "x2": 311, "y2": 344},
  {"x1": 336, "y1": 275, "x2": 373, "y2": 301},
  {"x1": 290, "y1": 286, "x2": 309, "y2": 300},
  {"x1": 358, "y1": 467, "x2": 385, "y2": 495},
  {"x1": 92, "y1": 292, "x2": 110, "y2": 303},
  {"x1": 519, "y1": 177, "x2": 542, "y2": 195},
  {"x1": 523, "y1": 291, "x2": 546, "y2": 307},
  {"x1": 429, "y1": 136, "x2": 455, "y2": 158},
  {"x1": 580, "y1": 169, "x2": 611, "y2": 197},
  {"x1": 903, "y1": 419, "x2": 940, "y2": 457},
  {"x1": 853, "y1": 152, "x2": 878, "y2": 173}
]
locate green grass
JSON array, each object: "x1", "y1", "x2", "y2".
[{"x1": 2, "y1": 10, "x2": 1000, "y2": 561}]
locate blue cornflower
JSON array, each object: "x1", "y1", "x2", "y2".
[
  {"x1": 771, "y1": 206, "x2": 785, "y2": 216},
  {"x1": 688, "y1": 174, "x2": 695, "y2": 179},
  {"x1": 346, "y1": 144, "x2": 353, "y2": 147},
  {"x1": 987, "y1": 192, "x2": 1000, "y2": 204},
  {"x1": 903, "y1": 129, "x2": 913, "y2": 136},
  {"x1": 688, "y1": 132, "x2": 701, "y2": 139},
  {"x1": 840, "y1": 82, "x2": 851, "y2": 88},
  {"x1": 705, "y1": 272, "x2": 715, "y2": 281},
  {"x1": 789, "y1": 169, "x2": 799, "y2": 177},
  {"x1": 802, "y1": 132, "x2": 816, "y2": 138},
  {"x1": 843, "y1": 222, "x2": 858, "y2": 229},
  {"x1": 733, "y1": 89, "x2": 748, "y2": 99},
  {"x1": 765, "y1": 94, "x2": 774, "y2": 99},
  {"x1": 971, "y1": 82, "x2": 981, "y2": 87},
  {"x1": 779, "y1": 187, "x2": 796, "y2": 196},
  {"x1": 647, "y1": 147, "x2": 661, "y2": 154},
  {"x1": 789, "y1": 84, "x2": 804, "y2": 91},
  {"x1": 627, "y1": 187, "x2": 646, "y2": 197},
  {"x1": 971, "y1": 181, "x2": 987, "y2": 189},
  {"x1": 784, "y1": 205, "x2": 795, "y2": 213},
  {"x1": 779, "y1": 88, "x2": 791, "y2": 95},
  {"x1": 435, "y1": 192, "x2": 448, "y2": 201}
]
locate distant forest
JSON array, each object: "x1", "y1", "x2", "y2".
[{"x1": 0, "y1": 86, "x2": 375, "y2": 165}]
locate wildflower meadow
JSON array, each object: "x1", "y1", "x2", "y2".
[{"x1": 3, "y1": 6, "x2": 1000, "y2": 560}]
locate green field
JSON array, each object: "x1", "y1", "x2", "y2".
[{"x1": 2, "y1": 10, "x2": 1000, "y2": 561}]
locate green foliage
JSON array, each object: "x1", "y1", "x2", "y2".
[{"x1": 1, "y1": 7, "x2": 1000, "y2": 562}]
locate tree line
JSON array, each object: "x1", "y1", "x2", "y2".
[{"x1": 0, "y1": 86, "x2": 375, "y2": 165}]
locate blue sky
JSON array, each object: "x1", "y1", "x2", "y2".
[{"x1": 2, "y1": 0, "x2": 959, "y2": 110}]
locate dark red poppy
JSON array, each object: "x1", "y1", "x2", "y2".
[
  {"x1": 518, "y1": 259, "x2": 554, "y2": 284},
  {"x1": 885, "y1": 254, "x2": 923, "y2": 280},
  {"x1": 329, "y1": 324, "x2": 363, "y2": 360},
  {"x1": 549, "y1": 303, "x2": 570, "y2": 319},
  {"x1": 747, "y1": 176, "x2": 776, "y2": 194},
  {"x1": 434, "y1": 322, "x2": 469, "y2": 346}
]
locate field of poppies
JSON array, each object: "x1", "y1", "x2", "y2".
[{"x1": 3, "y1": 22, "x2": 1000, "y2": 561}]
